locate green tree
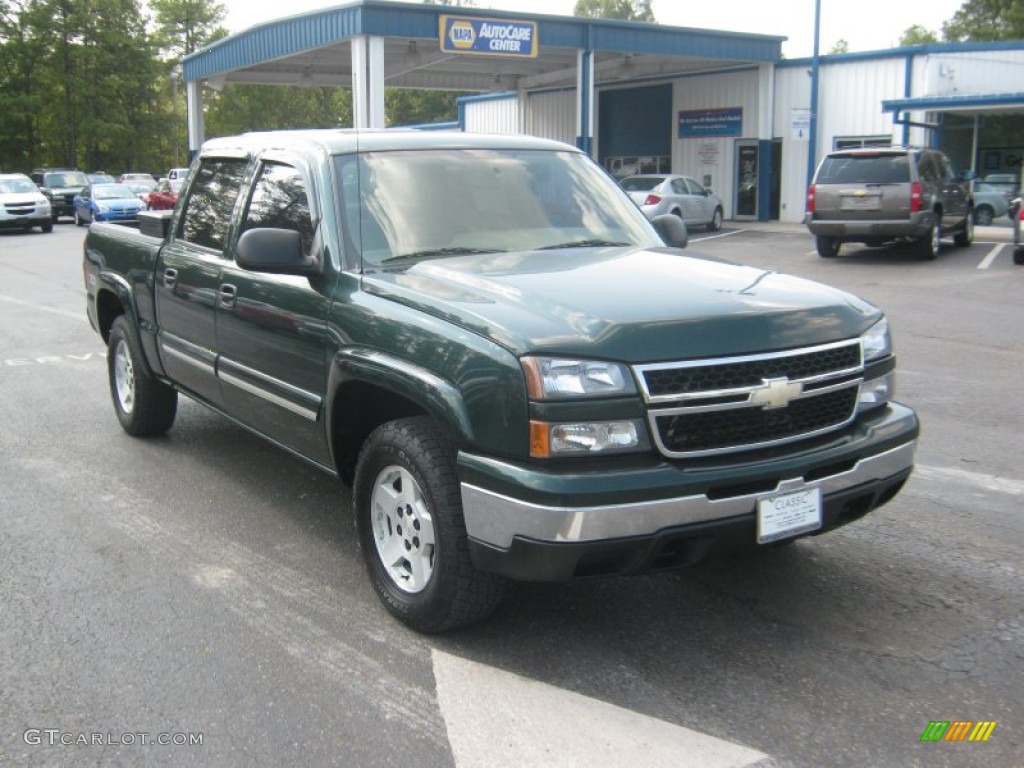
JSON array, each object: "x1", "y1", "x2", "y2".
[
  {"x1": 899, "y1": 25, "x2": 940, "y2": 45},
  {"x1": 573, "y1": 0, "x2": 655, "y2": 22},
  {"x1": 828, "y1": 39, "x2": 849, "y2": 54},
  {"x1": 943, "y1": 0, "x2": 1024, "y2": 41},
  {"x1": 150, "y1": 0, "x2": 226, "y2": 59},
  {"x1": 204, "y1": 84, "x2": 353, "y2": 137},
  {"x1": 0, "y1": 0, "x2": 49, "y2": 169}
]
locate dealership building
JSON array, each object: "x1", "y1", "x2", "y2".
[{"x1": 182, "y1": 0, "x2": 1024, "y2": 223}]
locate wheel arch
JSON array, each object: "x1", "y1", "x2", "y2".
[{"x1": 327, "y1": 349, "x2": 474, "y2": 486}]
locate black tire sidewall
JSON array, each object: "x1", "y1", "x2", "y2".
[
  {"x1": 353, "y1": 419, "x2": 469, "y2": 632},
  {"x1": 107, "y1": 316, "x2": 176, "y2": 436}
]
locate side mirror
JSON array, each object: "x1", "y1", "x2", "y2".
[
  {"x1": 138, "y1": 210, "x2": 173, "y2": 239},
  {"x1": 650, "y1": 214, "x2": 688, "y2": 249},
  {"x1": 236, "y1": 227, "x2": 320, "y2": 276}
]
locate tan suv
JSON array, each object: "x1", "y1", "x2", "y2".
[{"x1": 806, "y1": 147, "x2": 974, "y2": 260}]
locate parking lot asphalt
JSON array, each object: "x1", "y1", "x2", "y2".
[{"x1": 1, "y1": 224, "x2": 1021, "y2": 768}]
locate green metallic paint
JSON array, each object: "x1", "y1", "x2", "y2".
[{"x1": 362, "y1": 248, "x2": 881, "y2": 363}]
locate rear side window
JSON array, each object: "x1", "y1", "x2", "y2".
[
  {"x1": 816, "y1": 154, "x2": 910, "y2": 184},
  {"x1": 240, "y1": 163, "x2": 315, "y2": 256},
  {"x1": 620, "y1": 177, "x2": 662, "y2": 192},
  {"x1": 179, "y1": 158, "x2": 248, "y2": 251}
]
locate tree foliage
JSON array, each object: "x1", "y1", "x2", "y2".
[
  {"x1": 573, "y1": 0, "x2": 655, "y2": 22},
  {"x1": 898, "y1": 25, "x2": 940, "y2": 46},
  {"x1": 828, "y1": 39, "x2": 849, "y2": 54},
  {"x1": 942, "y1": 0, "x2": 1024, "y2": 41}
]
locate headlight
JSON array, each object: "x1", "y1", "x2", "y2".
[
  {"x1": 530, "y1": 419, "x2": 646, "y2": 457},
  {"x1": 522, "y1": 357, "x2": 636, "y2": 400},
  {"x1": 98, "y1": 204, "x2": 110, "y2": 212},
  {"x1": 861, "y1": 318, "x2": 891, "y2": 362}
]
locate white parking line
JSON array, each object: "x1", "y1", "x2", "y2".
[
  {"x1": 977, "y1": 244, "x2": 1005, "y2": 270},
  {"x1": 915, "y1": 464, "x2": 1024, "y2": 496},
  {"x1": 689, "y1": 229, "x2": 749, "y2": 243},
  {"x1": 433, "y1": 650, "x2": 777, "y2": 768},
  {"x1": 0, "y1": 293, "x2": 88, "y2": 322}
]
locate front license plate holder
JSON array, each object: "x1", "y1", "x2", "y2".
[{"x1": 757, "y1": 488, "x2": 822, "y2": 544}]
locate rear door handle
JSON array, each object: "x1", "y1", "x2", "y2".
[
  {"x1": 219, "y1": 283, "x2": 237, "y2": 309},
  {"x1": 163, "y1": 268, "x2": 177, "y2": 289}
]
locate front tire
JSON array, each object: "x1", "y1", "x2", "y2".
[
  {"x1": 816, "y1": 236, "x2": 840, "y2": 258},
  {"x1": 41, "y1": 221, "x2": 53, "y2": 233},
  {"x1": 708, "y1": 207, "x2": 723, "y2": 232},
  {"x1": 75, "y1": 210, "x2": 84, "y2": 227},
  {"x1": 107, "y1": 316, "x2": 177, "y2": 436},
  {"x1": 353, "y1": 417, "x2": 505, "y2": 633},
  {"x1": 954, "y1": 211, "x2": 973, "y2": 247}
]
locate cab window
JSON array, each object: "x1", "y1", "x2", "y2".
[
  {"x1": 240, "y1": 163, "x2": 315, "y2": 256},
  {"x1": 178, "y1": 158, "x2": 248, "y2": 251}
]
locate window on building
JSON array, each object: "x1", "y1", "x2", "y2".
[{"x1": 833, "y1": 136, "x2": 892, "y2": 150}]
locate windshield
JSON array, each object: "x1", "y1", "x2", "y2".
[
  {"x1": 0, "y1": 178, "x2": 38, "y2": 194},
  {"x1": 45, "y1": 171, "x2": 88, "y2": 187},
  {"x1": 335, "y1": 148, "x2": 660, "y2": 269},
  {"x1": 94, "y1": 184, "x2": 136, "y2": 200},
  {"x1": 620, "y1": 176, "x2": 663, "y2": 192},
  {"x1": 125, "y1": 181, "x2": 156, "y2": 193}
]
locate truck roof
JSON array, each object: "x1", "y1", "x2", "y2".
[{"x1": 199, "y1": 129, "x2": 579, "y2": 157}]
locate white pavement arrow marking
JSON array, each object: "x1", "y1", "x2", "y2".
[{"x1": 432, "y1": 649, "x2": 777, "y2": 768}]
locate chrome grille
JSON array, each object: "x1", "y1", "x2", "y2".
[{"x1": 634, "y1": 340, "x2": 863, "y2": 458}]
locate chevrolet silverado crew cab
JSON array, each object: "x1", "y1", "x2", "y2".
[
  {"x1": 806, "y1": 147, "x2": 974, "y2": 260},
  {"x1": 84, "y1": 130, "x2": 919, "y2": 632}
]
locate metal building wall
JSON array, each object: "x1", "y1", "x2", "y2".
[
  {"x1": 524, "y1": 90, "x2": 578, "y2": 145},
  {"x1": 673, "y1": 70, "x2": 761, "y2": 219},
  {"x1": 463, "y1": 94, "x2": 520, "y2": 134}
]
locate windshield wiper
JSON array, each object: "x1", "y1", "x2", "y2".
[
  {"x1": 381, "y1": 246, "x2": 505, "y2": 264},
  {"x1": 538, "y1": 239, "x2": 631, "y2": 250}
]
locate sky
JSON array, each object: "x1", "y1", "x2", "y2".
[{"x1": 219, "y1": 0, "x2": 969, "y2": 59}]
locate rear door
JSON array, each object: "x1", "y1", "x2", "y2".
[
  {"x1": 215, "y1": 156, "x2": 334, "y2": 466},
  {"x1": 154, "y1": 155, "x2": 249, "y2": 406},
  {"x1": 935, "y1": 152, "x2": 969, "y2": 230}
]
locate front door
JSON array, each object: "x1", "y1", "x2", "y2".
[
  {"x1": 216, "y1": 159, "x2": 333, "y2": 466},
  {"x1": 735, "y1": 141, "x2": 759, "y2": 219}
]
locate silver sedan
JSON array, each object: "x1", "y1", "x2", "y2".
[{"x1": 621, "y1": 174, "x2": 724, "y2": 231}]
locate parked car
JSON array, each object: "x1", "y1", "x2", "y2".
[
  {"x1": 806, "y1": 147, "x2": 973, "y2": 260},
  {"x1": 119, "y1": 172, "x2": 157, "y2": 185},
  {"x1": 73, "y1": 183, "x2": 143, "y2": 225},
  {"x1": 978, "y1": 173, "x2": 1019, "y2": 198},
  {"x1": 972, "y1": 184, "x2": 1011, "y2": 226},
  {"x1": 123, "y1": 179, "x2": 158, "y2": 208},
  {"x1": 0, "y1": 173, "x2": 53, "y2": 233},
  {"x1": 166, "y1": 167, "x2": 190, "y2": 181},
  {"x1": 620, "y1": 174, "x2": 724, "y2": 231},
  {"x1": 30, "y1": 168, "x2": 89, "y2": 222},
  {"x1": 147, "y1": 178, "x2": 183, "y2": 211},
  {"x1": 87, "y1": 172, "x2": 116, "y2": 185}
]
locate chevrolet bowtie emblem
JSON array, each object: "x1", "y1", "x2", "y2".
[{"x1": 750, "y1": 377, "x2": 803, "y2": 409}]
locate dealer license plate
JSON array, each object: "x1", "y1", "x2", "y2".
[{"x1": 757, "y1": 488, "x2": 822, "y2": 544}]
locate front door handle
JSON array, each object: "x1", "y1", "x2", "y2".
[
  {"x1": 163, "y1": 268, "x2": 178, "y2": 289},
  {"x1": 219, "y1": 283, "x2": 237, "y2": 309}
]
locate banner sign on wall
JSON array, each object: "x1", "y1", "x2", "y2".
[
  {"x1": 678, "y1": 108, "x2": 743, "y2": 138},
  {"x1": 439, "y1": 15, "x2": 539, "y2": 58}
]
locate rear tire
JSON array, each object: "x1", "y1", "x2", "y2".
[
  {"x1": 954, "y1": 211, "x2": 973, "y2": 247},
  {"x1": 816, "y1": 236, "x2": 840, "y2": 258},
  {"x1": 107, "y1": 316, "x2": 177, "y2": 436},
  {"x1": 353, "y1": 417, "x2": 505, "y2": 633},
  {"x1": 1014, "y1": 247, "x2": 1024, "y2": 266},
  {"x1": 918, "y1": 218, "x2": 941, "y2": 260},
  {"x1": 708, "y1": 207, "x2": 723, "y2": 232}
]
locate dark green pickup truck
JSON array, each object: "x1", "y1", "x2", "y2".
[{"x1": 84, "y1": 130, "x2": 918, "y2": 632}]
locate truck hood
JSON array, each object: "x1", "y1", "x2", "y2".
[{"x1": 361, "y1": 247, "x2": 881, "y2": 362}]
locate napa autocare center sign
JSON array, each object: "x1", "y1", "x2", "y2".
[
  {"x1": 440, "y1": 15, "x2": 539, "y2": 58},
  {"x1": 678, "y1": 108, "x2": 743, "y2": 138}
]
